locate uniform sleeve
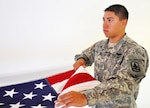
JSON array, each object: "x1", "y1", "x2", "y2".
[
  {"x1": 80, "y1": 47, "x2": 149, "y2": 106},
  {"x1": 74, "y1": 43, "x2": 96, "y2": 66}
]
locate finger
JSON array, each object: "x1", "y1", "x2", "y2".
[
  {"x1": 57, "y1": 92, "x2": 77, "y2": 107},
  {"x1": 58, "y1": 92, "x2": 72, "y2": 101},
  {"x1": 55, "y1": 93, "x2": 73, "y2": 107},
  {"x1": 82, "y1": 64, "x2": 86, "y2": 68},
  {"x1": 57, "y1": 98, "x2": 74, "y2": 108},
  {"x1": 73, "y1": 63, "x2": 79, "y2": 71},
  {"x1": 55, "y1": 98, "x2": 73, "y2": 108},
  {"x1": 55, "y1": 101, "x2": 66, "y2": 107}
]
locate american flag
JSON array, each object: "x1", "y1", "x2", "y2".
[
  {"x1": 0, "y1": 67, "x2": 100, "y2": 108},
  {"x1": 0, "y1": 78, "x2": 58, "y2": 108}
]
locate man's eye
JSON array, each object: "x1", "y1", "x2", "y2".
[{"x1": 108, "y1": 19, "x2": 113, "y2": 22}]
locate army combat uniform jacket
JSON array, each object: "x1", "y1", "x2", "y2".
[{"x1": 75, "y1": 35, "x2": 149, "y2": 108}]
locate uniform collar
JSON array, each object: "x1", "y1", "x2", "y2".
[{"x1": 102, "y1": 34, "x2": 129, "y2": 54}]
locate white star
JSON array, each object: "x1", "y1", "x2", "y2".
[
  {"x1": 10, "y1": 102, "x2": 25, "y2": 108},
  {"x1": 4, "y1": 88, "x2": 18, "y2": 98},
  {"x1": 31, "y1": 104, "x2": 46, "y2": 108},
  {"x1": 34, "y1": 82, "x2": 47, "y2": 89},
  {"x1": 42, "y1": 93, "x2": 56, "y2": 101},
  {"x1": 23, "y1": 92, "x2": 37, "y2": 100},
  {"x1": 0, "y1": 102, "x2": 4, "y2": 105}
]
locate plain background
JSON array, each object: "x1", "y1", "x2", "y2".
[{"x1": 0, "y1": 0, "x2": 150, "y2": 107}]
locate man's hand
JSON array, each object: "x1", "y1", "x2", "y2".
[
  {"x1": 73, "y1": 58, "x2": 86, "y2": 71},
  {"x1": 55, "y1": 91, "x2": 87, "y2": 108}
]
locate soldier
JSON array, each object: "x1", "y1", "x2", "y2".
[{"x1": 55, "y1": 4, "x2": 149, "y2": 108}]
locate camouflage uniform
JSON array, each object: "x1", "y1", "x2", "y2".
[{"x1": 75, "y1": 35, "x2": 149, "y2": 108}]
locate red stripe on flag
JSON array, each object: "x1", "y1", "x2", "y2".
[
  {"x1": 62, "y1": 73, "x2": 96, "y2": 91},
  {"x1": 46, "y1": 69, "x2": 75, "y2": 85}
]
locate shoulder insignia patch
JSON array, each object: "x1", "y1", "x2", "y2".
[{"x1": 130, "y1": 61, "x2": 140, "y2": 72}]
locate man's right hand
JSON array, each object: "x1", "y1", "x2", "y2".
[{"x1": 73, "y1": 58, "x2": 86, "y2": 71}]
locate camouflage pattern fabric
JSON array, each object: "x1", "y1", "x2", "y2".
[{"x1": 75, "y1": 35, "x2": 149, "y2": 108}]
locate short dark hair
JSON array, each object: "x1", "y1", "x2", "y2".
[{"x1": 104, "y1": 4, "x2": 129, "y2": 20}]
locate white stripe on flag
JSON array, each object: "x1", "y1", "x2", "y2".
[
  {"x1": 51, "y1": 79, "x2": 69, "y2": 94},
  {"x1": 56, "y1": 66, "x2": 100, "y2": 108},
  {"x1": 60, "y1": 66, "x2": 100, "y2": 95},
  {"x1": 60, "y1": 80, "x2": 100, "y2": 95}
]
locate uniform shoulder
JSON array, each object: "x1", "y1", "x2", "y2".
[{"x1": 123, "y1": 36, "x2": 146, "y2": 53}]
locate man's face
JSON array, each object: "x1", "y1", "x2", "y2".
[{"x1": 103, "y1": 11, "x2": 126, "y2": 39}]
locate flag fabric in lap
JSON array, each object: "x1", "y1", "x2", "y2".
[
  {"x1": 46, "y1": 69, "x2": 75, "y2": 94},
  {"x1": 0, "y1": 66, "x2": 100, "y2": 108},
  {"x1": 60, "y1": 66, "x2": 100, "y2": 95},
  {"x1": 55, "y1": 66, "x2": 100, "y2": 108}
]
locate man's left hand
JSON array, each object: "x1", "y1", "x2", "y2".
[{"x1": 55, "y1": 91, "x2": 87, "y2": 108}]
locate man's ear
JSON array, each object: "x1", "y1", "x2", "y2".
[{"x1": 121, "y1": 19, "x2": 128, "y2": 26}]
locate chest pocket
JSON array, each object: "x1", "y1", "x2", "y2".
[
  {"x1": 104, "y1": 52, "x2": 124, "y2": 66},
  {"x1": 113, "y1": 52, "x2": 124, "y2": 65},
  {"x1": 95, "y1": 52, "x2": 125, "y2": 81}
]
